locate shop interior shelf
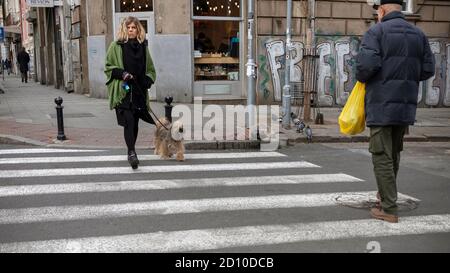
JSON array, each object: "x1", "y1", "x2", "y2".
[{"x1": 194, "y1": 57, "x2": 239, "y2": 64}]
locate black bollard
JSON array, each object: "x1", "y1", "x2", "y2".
[
  {"x1": 55, "y1": 97, "x2": 67, "y2": 141},
  {"x1": 165, "y1": 96, "x2": 174, "y2": 123},
  {"x1": 315, "y1": 113, "x2": 324, "y2": 125}
]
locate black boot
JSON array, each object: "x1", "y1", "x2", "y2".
[{"x1": 128, "y1": 150, "x2": 139, "y2": 170}]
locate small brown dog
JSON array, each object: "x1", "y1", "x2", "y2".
[{"x1": 154, "y1": 117, "x2": 185, "y2": 161}]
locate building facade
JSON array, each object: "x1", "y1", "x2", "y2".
[
  {"x1": 108, "y1": 0, "x2": 450, "y2": 107},
  {"x1": 256, "y1": 0, "x2": 450, "y2": 107},
  {"x1": 8, "y1": 0, "x2": 450, "y2": 107},
  {"x1": 1, "y1": 0, "x2": 22, "y2": 75}
]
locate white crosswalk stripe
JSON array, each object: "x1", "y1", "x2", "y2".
[
  {"x1": 0, "y1": 148, "x2": 447, "y2": 252},
  {"x1": 1, "y1": 191, "x2": 419, "y2": 225},
  {"x1": 1, "y1": 214, "x2": 449, "y2": 253},
  {"x1": 0, "y1": 161, "x2": 320, "y2": 178},
  {"x1": 0, "y1": 152, "x2": 286, "y2": 165},
  {"x1": 0, "y1": 174, "x2": 362, "y2": 197}
]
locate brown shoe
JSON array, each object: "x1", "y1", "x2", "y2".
[{"x1": 370, "y1": 208, "x2": 398, "y2": 223}]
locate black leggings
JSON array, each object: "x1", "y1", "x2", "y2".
[
  {"x1": 118, "y1": 109, "x2": 140, "y2": 153},
  {"x1": 116, "y1": 107, "x2": 154, "y2": 153},
  {"x1": 21, "y1": 71, "x2": 28, "y2": 83}
]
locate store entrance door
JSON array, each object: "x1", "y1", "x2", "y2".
[{"x1": 114, "y1": 12, "x2": 155, "y2": 50}]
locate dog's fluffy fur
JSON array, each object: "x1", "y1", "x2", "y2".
[{"x1": 154, "y1": 117, "x2": 185, "y2": 161}]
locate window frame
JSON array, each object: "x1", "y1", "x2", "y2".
[
  {"x1": 114, "y1": 0, "x2": 154, "y2": 13},
  {"x1": 402, "y1": 0, "x2": 414, "y2": 14}
]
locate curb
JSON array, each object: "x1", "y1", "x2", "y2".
[
  {"x1": 286, "y1": 135, "x2": 450, "y2": 145},
  {"x1": 0, "y1": 134, "x2": 262, "y2": 150},
  {"x1": 185, "y1": 140, "x2": 261, "y2": 150},
  {"x1": 2, "y1": 133, "x2": 449, "y2": 150},
  {"x1": 0, "y1": 135, "x2": 47, "y2": 146},
  {"x1": 286, "y1": 136, "x2": 368, "y2": 145}
]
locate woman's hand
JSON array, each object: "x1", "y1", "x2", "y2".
[
  {"x1": 122, "y1": 72, "x2": 134, "y2": 81},
  {"x1": 144, "y1": 76, "x2": 154, "y2": 89}
]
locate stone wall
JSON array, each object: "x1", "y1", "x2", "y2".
[{"x1": 256, "y1": 0, "x2": 450, "y2": 107}]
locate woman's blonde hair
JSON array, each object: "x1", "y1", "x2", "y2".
[{"x1": 116, "y1": 16, "x2": 146, "y2": 43}]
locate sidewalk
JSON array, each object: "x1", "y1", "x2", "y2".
[
  {"x1": 1, "y1": 76, "x2": 449, "y2": 149},
  {"x1": 0, "y1": 77, "x2": 256, "y2": 150},
  {"x1": 282, "y1": 106, "x2": 450, "y2": 145}
]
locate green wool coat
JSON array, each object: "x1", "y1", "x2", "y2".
[{"x1": 104, "y1": 41, "x2": 156, "y2": 110}]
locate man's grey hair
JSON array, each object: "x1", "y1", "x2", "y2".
[{"x1": 383, "y1": 3, "x2": 403, "y2": 12}]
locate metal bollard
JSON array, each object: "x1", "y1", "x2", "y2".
[
  {"x1": 165, "y1": 96, "x2": 174, "y2": 123},
  {"x1": 55, "y1": 97, "x2": 67, "y2": 141},
  {"x1": 315, "y1": 113, "x2": 324, "y2": 125}
]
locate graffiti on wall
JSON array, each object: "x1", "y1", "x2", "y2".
[
  {"x1": 265, "y1": 40, "x2": 284, "y2": 102},
  {"x1": 264, "y1": 40, "x2": 304, "y2": 102},
  {"x1": 316, "y1": 42, "x2": 333, "y2": 106},
  {"x1": 316, "y1": 37, "x2": 361, "y2": 106},
  {"x1": 426, "y1": 41, "x2": 441, "y2": 106},
  {"x1": 446, "y1": 44, "x2": 450, "y2": 106},
  {"x1": 259, "y1": 37, "x2": 450, "y2": 107}
]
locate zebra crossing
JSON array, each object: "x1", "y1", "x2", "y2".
[{"x1": 0, "y1": 148, "x2": 449, "y2": 253}]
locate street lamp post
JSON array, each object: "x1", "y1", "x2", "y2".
[
  {"x1": 247, "y1": 0, "x2": 257, "y2": 140},
  {"x1": 282, "y1": 0, "x2": 293, "y2": 129}
]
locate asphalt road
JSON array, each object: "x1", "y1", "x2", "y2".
[{"x1": 0, "y1": 142, "x2": 449, "y2": 253}]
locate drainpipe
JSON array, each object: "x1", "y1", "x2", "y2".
[
  {"x1": 310, "y1": 0, "x2": 316, "y2": 49},
  {"x1": 246, "y1": 0, "x2": 257, "y2": 139},
  {"x1": 282, "y1": 0, "x2": 293, "y2": 129},
  {"x1": 303, "y1": 0, "x2": 316, "y2": 122},
  {"x1": 63, "y1": 0, "x2": 73, "y2": 92}
]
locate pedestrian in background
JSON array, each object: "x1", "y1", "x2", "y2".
[
  {"x1": 356, "y1": 0, "x2": 435, "y2": 223},
  {"x1": 105, "y1": 16, "x2": 156, "y2": 170},
  {"x1": 5, "y1": 58, "x2": 11, "y2": 75},
  {"x1": 17, "y1": 47, "x2": 30, "y2": 83}
]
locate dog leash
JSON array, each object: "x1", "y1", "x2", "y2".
[{"x1": 130, "y1": 78, "x2": 171, "y2": 131}]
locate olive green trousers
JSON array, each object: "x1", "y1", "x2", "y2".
[{"x1": 369, "y1": 126, "x2": 407, "y2": 216}]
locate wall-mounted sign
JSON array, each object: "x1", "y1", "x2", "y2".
[
  {"x1": 0, "y1": 27, "x2": 4, "y2": 43},
  {"x1": 26, "y1": 0, "x2": 55, "y2": 7}
]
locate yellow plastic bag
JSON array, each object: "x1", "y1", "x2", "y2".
[{"x1": 339, "y1": 81, "x2": 366, "y2": 135}]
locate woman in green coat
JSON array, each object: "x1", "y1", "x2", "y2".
[{"x1": 105, "y1": 16, "x2": 156, "y2": 170}]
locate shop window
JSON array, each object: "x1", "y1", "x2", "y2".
[
  {"x1": 193, "y1": 1, "x2": 241, "y2": 82},
  {"x1": 194, "y1": 20, "x2": 240, "y2": 81},
  {"x1": 115, "y1": 0, "x2": 153, "y2": 13},
  {"x1": 193, "y1": 0, "x2": 240, "y2": 17}
]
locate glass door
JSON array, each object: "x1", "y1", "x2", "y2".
[
  {"x1": 113, "y1": 0, "x2": 155, "y2": 48},
  {"x1": 113, "y1": 0, "x2": 156, "y2": 98}
]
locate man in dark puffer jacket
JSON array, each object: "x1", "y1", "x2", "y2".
[{"x1": 356, "y1": 0, "x2": 435, "y2": 223}]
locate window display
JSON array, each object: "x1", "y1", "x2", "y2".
[
  {"x1": 193, "y1": 20, "x2": 240, "y2": 81},
  {"x1": 115, "y1": 0, "x2": 153, "y2": 12},
  {"x1": 193, "y1": 0, "x2": 240, "y2": 17}
]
